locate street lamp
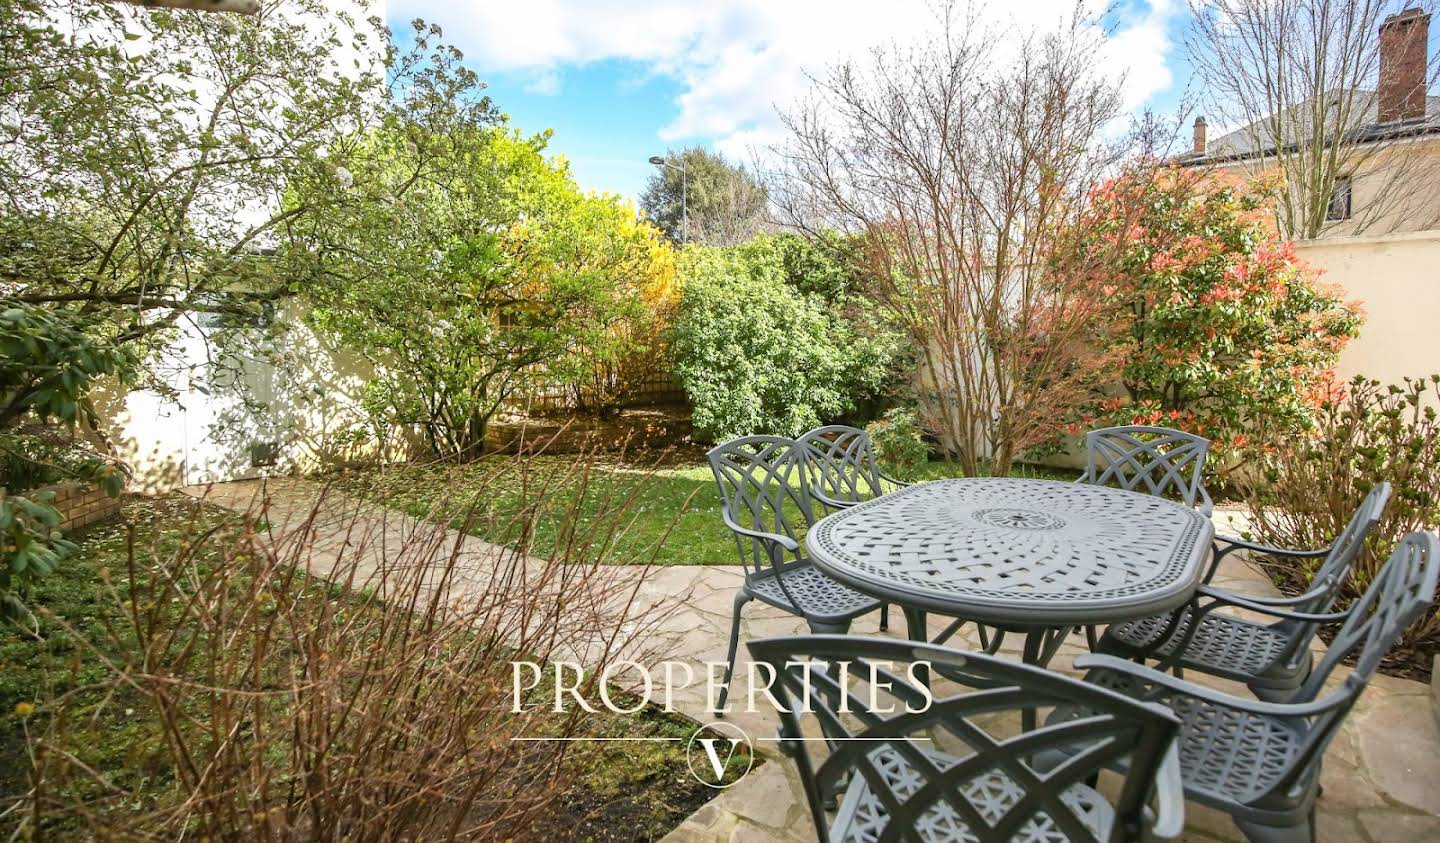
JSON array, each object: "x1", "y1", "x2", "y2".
[{"x1": 648, "y1": 154, "x2": 687, "y2": 244}]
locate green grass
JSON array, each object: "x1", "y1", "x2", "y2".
[
  {"x1": 329, "y1": 453, "x2": 1076, "y2": 566},
  {"x1": 329, "y1": 453, "x2": 739, "y2": 565}
]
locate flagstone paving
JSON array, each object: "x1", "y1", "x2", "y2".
[{"x1": 185, "y1": 481, "x2": 1440, "y2": 843}]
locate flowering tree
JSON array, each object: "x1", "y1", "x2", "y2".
[{"x1": 1076, "y1": 168, "x2": 1362, "y2": 454}]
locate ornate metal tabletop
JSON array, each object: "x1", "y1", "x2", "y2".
[{"x1": 807, "y1": 478, "x2": 1214, "y2": 626}]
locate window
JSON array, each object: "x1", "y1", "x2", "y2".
[{"x1": 1327, "y1": 176, "x2": 1352, "y2": 222}]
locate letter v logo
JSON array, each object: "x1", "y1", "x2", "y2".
[
  {"x1": 686, "y1": 722, "x2": 753, "y2": 788},
  {"x1": 699, "y1": 737, "x2": 741, "y2": 780}
]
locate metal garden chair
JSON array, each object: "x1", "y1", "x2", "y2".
[
  {"x1": 1079, "y1": 426, "x2": 1213, "y2": 517},
  {"x1": 796, "y1": 424, "x2": 910, "y2": 508},
  {"x1": 1057, "y1": 530, "x2": 1440, "y2": 843},
  {"x1": 797, "y1": 424, "x2": 911, "y2": 632},
  {"x1": 1073, "y1": 425, "x2": 1215, "y2": 650},
  {"x1": 748, "y1": 634, "x2": 1186, "y2": 843},
  {"x1": 1099, "y1": 483, "x2": 1391, "y2": 701},
  {"x1": 707, "y1": 436, "x2": 883, "y2": 715}
]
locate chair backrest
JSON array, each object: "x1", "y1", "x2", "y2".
[
  {"x1": 1268, "y1": 532, "x2": 1440, "y2": 803},
  {"x1": 795, "y1": 425, "x2": 887, "y2": 507},
  {"x1": 707, "y1": 436, "x2": 820, "y2": 574},
  {"x1": 1292, "y1": 482, "x2": 1393, "y2": 617},
  {"x1": 1259, "y1": 482, "x2": 1393, "y2": 671},
  {"x1": 1297, "y1": 531, "x2": 1439, "y2": 703},
  {"x1": 748, "y1": 635, "x2": 1180, "y2": 843},
  {"x1": 1082, "y1": 426, "x2": 1211, "y2": 509}
]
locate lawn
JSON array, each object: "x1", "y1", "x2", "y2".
[
  {"x1": 328, "y1": 450, "x2": 1076, "y2": 565},
  {"x1": 0, "y1": 495, "x2": 747, "y2": 841}
]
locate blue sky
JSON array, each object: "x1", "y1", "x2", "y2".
[{"x1": 385, "y1": 1, "x2": 1195, "y2": 201}]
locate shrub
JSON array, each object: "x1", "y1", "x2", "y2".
[
  {"x1": 1239, "y1": 374, "x2": 1440, "y2": 673},
  {"x1": 672, "y1": 236, "x2": 902, "y2": 441},
  {"x1": 866, "y1": 408, "x2": 930, "y2": 479},
  {"x1": 16, "y1": 459, "x2": 671, "y2": 838},
  {"x1": 1, "y1": 301, "x2": 129, "y2": 617},
  {"x1": 303, "y1": 126, "x2": 670, "y2": 458},
  {"x1": 1073, "y1": 169, "x2": 1361, "y2": 458}
]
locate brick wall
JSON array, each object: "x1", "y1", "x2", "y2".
[
  {"x1": 40, "y1": 482, "x2": 123, "y2": 532},
  {"x1": 1379, "y1": 8, "x2": 1430, "y2": 124}
]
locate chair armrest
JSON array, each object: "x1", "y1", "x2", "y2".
[
  {"x1": 1205, "y1": 533, "x2": 1330, "y2": 583},
  {"x1": 1201, "y1": 579, "x2": 1336, "y2": 608},
  {"x1": 878, "y1": 471, "x2": 912, "y2": 489},
  {"x1": 1214, "y1": 534, "x2": 1330, "y2": 559},
  {"x1": 810, "y1": 489, "x2": 859, "y2": 510},
  {"x1": 1194, "y1": 585, "x2": 1350, "y2": 623},
  {"x1": 1146, "y1": 739, "x2": 1185, "y2": 842},
  {"x1": 1073, "y1": 655, "x2": 1342, "y2": 718},
  {"x1": 720, "y1": 509, "x2": 799, "y2": 552},
  {"x1": 1196, "y1": 486, "x2": 1214, "y2": 518}
]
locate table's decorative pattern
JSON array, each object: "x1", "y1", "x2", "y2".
[{"x1": 807, "y1": 478, "x2": 1212, "y2": 622}]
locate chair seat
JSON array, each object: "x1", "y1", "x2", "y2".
[
  {"x1": 1102, "y1": 610, "x2": 1310, "y2": 688},
  {"x1": 831, "y1": 745, "x2": 1113, "y2": 843},
  {"x1": 1052, "y1": 676, "x2": 1312, "y2": 812},
  {"x1": 745, "y1": 561, "x2": 880, "y2": 622},
  {"x1": 1161, "y1": 693, "x2": 1309, "y2": 808}
]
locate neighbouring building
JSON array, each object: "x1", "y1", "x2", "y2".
[
  {"x1": 1180, "y1": 8, "x2": 1440, "y2": 237},
  {"x1": 94, "y1": 1, "x2": 394, "y2": 491},
  {"x1": 1180, "y1": 7, "x2": 1440, "y2": 391}
]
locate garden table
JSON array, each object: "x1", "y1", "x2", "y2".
[{"x1": 807, "y1": 477, "x2": 1215, "y2": 669}]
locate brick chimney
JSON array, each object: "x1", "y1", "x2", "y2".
[
  {"x1": 1378, "y1": 7, "x2": 1430, "y2": 124},
  {"x1": 1192, "y1": 116, "x2": 1207, "y2": 155}
]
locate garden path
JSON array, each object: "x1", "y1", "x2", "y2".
[{"x1": 184, "y1": 479, "x2": 1440, "y2": 843}]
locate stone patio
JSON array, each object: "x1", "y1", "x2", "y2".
[{"x1": 185, "y1": 479, "x2": 1440, "y2": 843}]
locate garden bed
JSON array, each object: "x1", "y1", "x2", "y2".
[
  {"x1": 487, "y1": 406, "x2": 694, "y2": 454},
  {"x1": 0, "y1": 495, "x2": 746, "y2": 840}
]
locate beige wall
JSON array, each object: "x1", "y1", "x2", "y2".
[{"x1": 1295, "y1": 230, "x2": 1440, "y2": 387}]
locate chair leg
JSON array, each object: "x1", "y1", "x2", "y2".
[
  {"x1": 1083, "y1": 624, "x2": 1099, "y2": 651},
  {"x1": 1236, "y1": 811, "x2": 1315, "y2": 843},
  {"x1": 715, "y1": 591, "x2": 752, "y2": 718},
  {"x1": 879, "y1": 602, "x2": 890, "y2": 631},
  {"x1": 807, "y1": 618, "x2": 851, "y2": 635},
  {"x1": 1250, "y1": 683, "x2": 1298, "y2": 704}
]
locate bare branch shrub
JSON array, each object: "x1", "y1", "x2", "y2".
[
  {"x1": 16, "y1": 454, "x2": 674, "y2": 839},
  {"x1": 1239, "y1": 375, "x2": 1440, "y2": 675},
  {"x1": 770, "y1": 6, "x2": 1130, "y2": 474}
]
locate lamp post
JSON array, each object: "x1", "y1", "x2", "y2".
[{"x1": 648, "y1": 154, "x2": 687, "y2": 244}]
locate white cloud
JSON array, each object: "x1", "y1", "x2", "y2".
[{"x1": 391, "y1": 0, "x2": 1179, "y2": 153}]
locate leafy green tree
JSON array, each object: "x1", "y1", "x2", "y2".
[
  {"x1": 1074, "y1": 168, "x2": 1362, "y2": 453},
  {"x1": 0, "y1": 0, "x2": 386, "y2": 360},
  {"x1": 673, "y1": 236, "x2": 901, "y2": 441},
  {"x1": 297, "y1": 126, "x2": 670, "y2": 457},
  {"x1": 640, "y1": 147, "x2": 768, "y2": 246}
]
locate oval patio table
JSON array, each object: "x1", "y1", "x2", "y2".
[{"x1": 807, "y1": 477, "x2": 1216, "y2": 668}]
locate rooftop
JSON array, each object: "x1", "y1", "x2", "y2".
[{"x1": 1180, "y1": 89, "x2": 1440, "y2": 166}]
